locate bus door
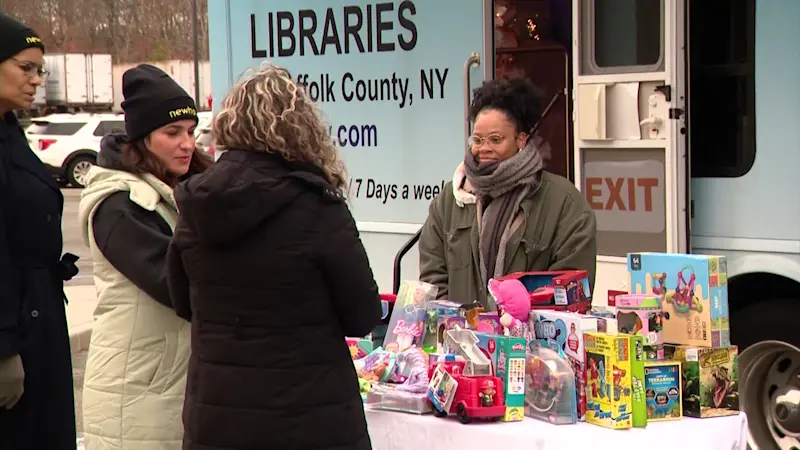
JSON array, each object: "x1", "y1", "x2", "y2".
[{"x1": 571, "y1": 0, "x2": 689, "y2": 301}]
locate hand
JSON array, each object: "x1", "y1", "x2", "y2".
[{"x1": 0, "y1": 354, "x2": 24, "y2": 409}]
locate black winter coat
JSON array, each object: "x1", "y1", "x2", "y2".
[
  {"x1": 0, "y1": 112, "x2": 77, "y2": 449},
  {"x1": 168, "y1": 149, "x2": 382, "y2": 450}
]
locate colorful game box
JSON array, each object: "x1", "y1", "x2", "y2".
[
  {"x1": 497, "y1": 270, "x2": 592, "y2": 313},
  {"x1": 474, "y1": 333, "x2": 527, "y2": 422},
  {"x1": 584, "y1": 333, "x2": 647, "y2": 429},
  {"x1": 644, "y1": 361, "x2": 683, "y2": 421},
  {"x1": 666, "y1": 345, "x2": 740, "y2": 418},
  {"x1": 529, "y1": 310, "x2": 598, "y2": 421},
  {"x1": 615, "y1": 294, "x2": 664, "y2": 361},
  {"x1": 421, "y1": 300, "x2": 463, "y2": 353},
  {"x1": 628, "y1": 253, "x2": 730, "y2": 347},
  {"x1": 475, "y1": 312, "x2": 503, "y2": 334},
  {"x1": 383, "y1": 281, "x2": 437, "y2": 352},
  {"x1": 436, "y1": 316, "x2": 466, "y2": 354},
  {"x1": 345, "y1": 337, "x2": 373, "y2": 360}
]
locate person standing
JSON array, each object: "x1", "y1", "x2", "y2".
[
  {"x1": 168, "y1": 61, "x2": 381, "y2": 450},
  {"x1": 78, "y1": 64, "x2": 211, "y2": 449},
  {"x1": 0, "y1": 13, "x2": 79, "y2": 450}
]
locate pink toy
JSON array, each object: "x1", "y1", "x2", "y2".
[{"x1": 488, "y1": 278, "x2": 532, "y2": 338}]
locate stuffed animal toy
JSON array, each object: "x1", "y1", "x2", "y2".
[{"x1": 488, "y1": 278, "x2": 531, "y2": 338}]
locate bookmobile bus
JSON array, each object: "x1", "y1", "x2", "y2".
[{"x1": 208, "y1": 0, "x2": 798, "y2": 446}]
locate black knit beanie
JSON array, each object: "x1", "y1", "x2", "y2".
[
  {"x1": 120, "y1": 64, "x2": 198, "y2": 142},
  {"x1": 0, "y1": 13, "x2": 45, "y2": 63}
]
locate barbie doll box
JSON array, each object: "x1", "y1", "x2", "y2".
[
  {"x1": 529, "y1": 310, "x2": 598, "y2": 421},
  {"x1": 627, "y1": 253, "x2": 730, "y2": 347}
]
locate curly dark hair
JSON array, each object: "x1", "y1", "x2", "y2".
[{"x1": 469, "y1": 77, "x2": 544, "y2": 133}]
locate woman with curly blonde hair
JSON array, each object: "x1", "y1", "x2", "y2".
[{"x1": 167, "y1": 61, "x2": 382, "y2": 450}]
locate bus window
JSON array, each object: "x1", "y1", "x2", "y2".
[
  {"x1": 689, "y1": 0, "x2": 756, "y2": 178},
  {"x1": 579, "y1": 0, "x2": 663, "y2": 74}
]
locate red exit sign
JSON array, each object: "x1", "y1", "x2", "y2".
[{"x1": 585, "y1": 177, "x2": 659, "y2": 212}]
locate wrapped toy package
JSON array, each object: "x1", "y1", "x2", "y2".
[{"x1": 383, "y1": 281, "x2": 437, "y2": 352}]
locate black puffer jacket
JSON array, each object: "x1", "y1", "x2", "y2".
[{"x1": 167, "y1": 149, "x2": 381, "y2": 450}]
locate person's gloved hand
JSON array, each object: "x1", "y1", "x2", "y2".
[{"x1": 0, "y1": 355, "x2": 24, "y2": 409}]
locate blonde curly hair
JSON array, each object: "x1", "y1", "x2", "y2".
[{"x1": 213, "y1": 61, "x2": 347, "y2": 193}]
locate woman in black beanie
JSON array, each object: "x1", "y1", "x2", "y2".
[
  {"x1": 0, "y1": 13, "x2": 79, "y2": 450},
  {"x1": 78, "y1": 64, "x2": 212, "y2": 449}
]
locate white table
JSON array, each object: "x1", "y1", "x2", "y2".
[{"x1": 366, "y1": 407, "x2": 748, "y2": 450}]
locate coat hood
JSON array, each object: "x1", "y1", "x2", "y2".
[
  {"x1": 174, "y1": 150, "x2": 341, "y2": 247},
  {"x1": 78, "y1": 134, "x2": 176, "y2": 247}
]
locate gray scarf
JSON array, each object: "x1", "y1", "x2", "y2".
[{"x1": 464, "y1": 136, "x2": 545, "y2": 284}]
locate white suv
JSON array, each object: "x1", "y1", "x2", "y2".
[{"x1": 26, "y1": 113, "x2": 125, "y2": 188}]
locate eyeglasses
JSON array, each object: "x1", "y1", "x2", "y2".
[
  {"x1": 10, "y1": 57, "x2": 49, "y2": 80},
  {"x1": 468, "y1": 134, "x2": 506, "y2": 148}
]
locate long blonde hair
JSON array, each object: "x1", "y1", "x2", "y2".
[{"x1": 213, "y1": 61, "x2": 347, "y2": 193}]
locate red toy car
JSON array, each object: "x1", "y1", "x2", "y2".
[{"x1": 428, "y1": 361, "x2": 506, "y2": 424}]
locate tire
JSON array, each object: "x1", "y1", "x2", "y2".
[
  {"x1": 432, "y1": 407, "x2": 447, "y2": 418},
  {"x1": 730, "y1": 298, "x2": 800, "y2": 350},
  {"x1": 456, "y1": 404, "x2": 471, "y2": 424},
  {"x1": 66, "y1": 155, "x2": 96, "y2": 188}
]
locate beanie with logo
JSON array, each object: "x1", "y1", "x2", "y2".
[
  {"x1": 0, "y1": 13, "x2": 45, "y2": 63},
  {"x1": 121, "y1": 64, "x2": 198, "y2": 141}
]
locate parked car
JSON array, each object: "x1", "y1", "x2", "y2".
[
  {"x1": 26, "y1": 113, "x2": 125, "y2": 187},
  {"x1": 196, "y1": 111, "x2": 212, "y2": 133}
]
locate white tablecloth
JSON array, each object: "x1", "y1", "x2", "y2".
[{"x1": 366, "y1": 407, "x2": 748, "y2": 450}]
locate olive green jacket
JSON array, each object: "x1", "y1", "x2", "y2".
[{"x1": 418, "y1": 171, "x2": 597, "y2": 306}]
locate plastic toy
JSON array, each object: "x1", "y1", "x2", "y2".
[
  {"x1": 345, "y1": 337, "x2": 373, "y2": 360},
  {"x1": 475, "y1": 332, "x2": 527, "y2": 421},
  {"x1": 356, "y1": 347, "x2": 397, "y2": 382},
  {"x1": 644, "y1": 361, "x2": 683, "y2": 421},
  {"x1": 529, "y1": 310, "x2": 598, "y2": 421},
  {"x1": 426, "y1": 327, "x2": 506, "y2": 423},
  {"x1": 367, "y1": 382, "x2": 432, "y2": 414},
  {"x1": 615, "y1": 294, "x2": 664, "y2": 361},
  {"x1": 427, "y1": 362, "x2": 506, "y2": 424},
  {"x1": 628, "y1": 252, "x2": 730, "y2": 347},
  {"x1": 497, "y1": 270, "x2": 592, "y2": 314},
  {"x1": 383, "y1": 281, "x2": 436, "y2": 352},
  {"x1": 421, "y1": 300, "x2": 463, "y2": 353},
  {"x1": 488, "y1": 278, "x2": 531, "y2": 338},
  {"x1": 476, "y1": 312, "x2": 503, "y2": 334},
  {"x1": 584, "y1": 333, "x2": 647, "y2": 429},
  {"x1": 525, "y1": 346, "x2": 578, "y2": 424},
  {"x1": 667, "y1": 345, "x2": 740, "y2": 418},
  {"x1": 393, "y1": 347, "x2": 429, "y2": 392}
]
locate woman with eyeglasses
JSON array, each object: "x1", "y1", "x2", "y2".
[
  {"x1": 419, "y1": 77, "x2": 597, "y2": 307},
  {"x1": 0, "y1": 13, "x2": 78, "y2": 450}
]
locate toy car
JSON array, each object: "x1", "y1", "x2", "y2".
[{"x1": 428, "y1": 361, "x2": 506, "y2": 424}]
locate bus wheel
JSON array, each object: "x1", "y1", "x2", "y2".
[{"x1": 739, "y1": 340, "x2": 800, "y2": 450}]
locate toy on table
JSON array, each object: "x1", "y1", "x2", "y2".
[
  {"x1": 383, "y1": 281, "x2": 437, "y2": 352},
  {"x1": 589, "y1": 307, "x2": 618, "y2": 335},
  {"x1": 367, "y1": 382, "x2": 432, "y2": 414},
  {"x1": 392, "y1": 347, "x2": 429, "y2": 392},
  {"x1": 524, "y1": 346, "x2": 578, "y2": 425},
  {"x1": 615, "y1": 294, "x2": 664, "y2": 361},
  {"x1": 529, "y1": 310, "x2": 597, "y2": 421},
  {"x1": 488, "y1": 278, "x2": 531, "y2": 338},
  {"x1": 474, "y1": 332, "x2": 527, "y2": 421},
  {"x1": 583, "y1": 332, "x2": 647, "y2": 429},
  {"x1": 421, "y1": 300, "x2": 463, "y2": 354},
  {"x1": 355, "y1": 347, "x2": 396, "y2": 382},
  {"x1": 460, "y1": 301, "x2": 484, "y2": 328},
  {"x1": 475, "y1": 312, "x2": 503, "y2": 334},
  {"x1": 426, "y1": 327, "x2": 506, "y2": 424},
  {"x1": 628, "y1": 253, "x2": 730, "y2": 347},
  {"x1": 644, "y1": 361, "x2": 682, "y2": 421},
  {"x1": 497, "y1": 270, "x2": 592, "y2": 314},
  {"x1": 345, "y1": 337, "x2": 373, "y2": 360},
  {"x1": 358, "y1": 378, "x2": 371, "y2": 402},
  {"x1": 666, "y1": 345, "x2": 739, "y2": 418}
]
